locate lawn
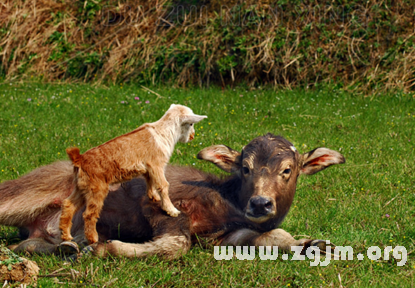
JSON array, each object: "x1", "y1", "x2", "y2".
[{"x1": 0, "y1": 82, "x2": 414, "y2": 287}]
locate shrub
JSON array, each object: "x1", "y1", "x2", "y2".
[{"x1": 0, "y1": 0, "x2": 414, "y2": 90}]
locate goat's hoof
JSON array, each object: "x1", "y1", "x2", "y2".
[
  {"x1": 85, "y1": 234, "x2": 99, "y2": 245},
  {"x1": 167, "y1": 208, "x2": 181, "y2": 217},
  {"x1": 61, "y1": 234, "x2": 73, "y2": 242},
  {"x1": 57, "y1": 241, "x2": 79, "y2": 260}
]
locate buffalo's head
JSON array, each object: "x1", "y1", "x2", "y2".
[{"x1": 197, "y1": 133, "x2": 345, "y2": 230}]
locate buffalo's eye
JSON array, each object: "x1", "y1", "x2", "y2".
[
  {"x1": 242, "y1": 167, "x2": 250, "y2": 175},
  {"x1": 283, "y1": 168, "x2": 291, "y2": 174}
]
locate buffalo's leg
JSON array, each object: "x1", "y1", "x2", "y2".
[
  {"x1": 90, "y1": 213, "x2": 191, "y2": 260},
  {"x1": 10, "y1": 232, "x2": 88, "y2": 257},
  {"x1": 9, "y1": 238, "x2": 58, "y2": 255},
  {"x1": 10, "y1": 238, "x2": 77, "y2": 257},
  {"x1": 92, "y1": 234, "x2": 190, "y2": 260},
  {"x1": 221, "y1": 228, "x2": 330, "y2": 253}
]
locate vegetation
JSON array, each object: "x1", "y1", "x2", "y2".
[
  {"x1": 0, "y1": 83, "x2": 414, "y2": 287},
  {"x1": 1, "y1": 0, "x2": 415, "y2": 90},
  {"x1": 0, "y1": 245, "x2": 23, "y2": 270}
]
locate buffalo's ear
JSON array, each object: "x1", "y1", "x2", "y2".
[
  {"x1": 197, "y1": 145, "x2": 241, "y2": 173},
  {"x1": 300, "y1": 148, "x2": 345, "y2": 175}
]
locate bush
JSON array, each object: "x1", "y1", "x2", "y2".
[{"x1": 1, "y1": 0, "x2": 414, "y2": 90}]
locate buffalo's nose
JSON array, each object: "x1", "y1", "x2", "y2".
[{"x1": 248, "y1": 196, "x2": 273, "y2": 216}]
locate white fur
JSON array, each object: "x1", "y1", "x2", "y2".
[{"x1": 149, "y1": 104, "x2": 206, "y2": 159}]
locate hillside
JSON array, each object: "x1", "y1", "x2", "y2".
[{"x1": 1, "y1": 0, "x2": 414, "y2": 90}]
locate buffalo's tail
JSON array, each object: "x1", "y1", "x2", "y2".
[{"x1": 0, "y1": 161, "x2": 75, "y2": 227}]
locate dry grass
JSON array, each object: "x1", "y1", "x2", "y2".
[{"x1": 1, "y1": 0, "x2": 414, "y2": 90}]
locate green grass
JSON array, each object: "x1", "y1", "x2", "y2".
[{"x1": 0, "y1": 82, "x2": 414, "y2": 287}]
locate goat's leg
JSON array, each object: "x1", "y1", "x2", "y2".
[
  {"x1": 144, "y1": 173, "x2": 161, "y2": 202},
  {"x1": 83, "y1": 183, "x2": 108, "y2": 244},
  {"x1": 149, "y1": 166, "x2": 180, "y2": 217},
  {"x1": 59, "y1": 187, "x2": 85, "y2": 242}
]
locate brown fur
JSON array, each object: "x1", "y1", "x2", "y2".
[
  {"x1": 59, "y1": 104, "x2": 206, "y2": 244},
  {"x1": 1, "y1": 134, "x2": 345, "y2": 259}
]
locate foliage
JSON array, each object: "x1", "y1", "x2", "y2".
[
  {"x1": 0, "y1": 245, "x2": 23, "y2": 271},
  {"x1": 0, "y1": 0, "x2": 415, "y2": 90}
]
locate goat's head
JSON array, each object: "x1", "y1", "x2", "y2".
[
  {"x1": 197, "y1": 133, "x2": 345, "y2": 229},
  {"x1": 165, "y1": 104, "x2": 207, "y2": 143}
]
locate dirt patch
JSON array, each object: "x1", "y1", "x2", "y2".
[{"x1": 0, "y1": 246, "x2": 39, "y2": 285}]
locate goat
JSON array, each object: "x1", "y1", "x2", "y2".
[{"x1": 59, "y1": 104, "x2": 206, "y2": 244}]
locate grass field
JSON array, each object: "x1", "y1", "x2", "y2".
[{"x1": 0, "y1": 82, "x2": 414, "y2": 287}]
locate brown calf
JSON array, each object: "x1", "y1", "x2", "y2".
[
  {"x1": 59, "y1": 104, "x2": 206, "y2": 244},
  {"x1": 0, "y1": 134, "x2": 345, "y2": 259}
]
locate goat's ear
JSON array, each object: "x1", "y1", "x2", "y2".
[
  {"x1": 182, "y1": 114, "x2": 207, "y2": 124},
  {"x1": 197, "y1": 145, "x2": 241, "y2": 173},
  {"x1": 300, "y1": 148, "x2": 345, "y2": 175}
]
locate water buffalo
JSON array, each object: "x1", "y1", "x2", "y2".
[{"x1": 0, "y1": 134, "x2": 345, "y2": 259}]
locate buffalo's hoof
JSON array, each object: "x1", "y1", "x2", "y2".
[
  {"x1": 57, "y1": 241, "x2": 79, "y2": 261},
  {"x1": 311, "y1": 240, "x2": 328, "y2": 251},
  {"x1": 301, "y1": 239, "x2": 336, "y2": 256},
  {"x1": 72, "y1": 235, "x2": 89, "y2": 250},
  {"x1": 76, "y1": 245, "x2": 95, "y2": 260}
]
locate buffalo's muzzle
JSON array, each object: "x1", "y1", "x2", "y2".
[{"x1": 247, "y1": 196, "x2": 274, "y2": 217}]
